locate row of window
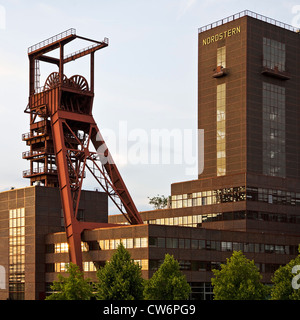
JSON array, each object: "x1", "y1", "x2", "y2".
[
  {"x1": 45, "y1": 259, "x2": 284, "y2": 275},
  {"x1": 171, "y1": 186, "x2": 246, "y2": 209},
  {"x1": 146, "y1": 214, "x2": 202, "y2": 228},
  {"x1": 145, "y1": 209, "x2": 300, "y2": 227},
  {"x1": 247, "y1": 187, "x2": 300, "y2": 205},
  {"x1": 46, "y1": 259, "x2": 149, "y2": 273},
  {"x1": 97, "y1": 238, "x2": 148, "y2": 250},
  {"x1": 216, "y1": 83, "x2": 226, "y2": 177},
  {"x1": 151, "y1": 260, "x2": 281, "y2": 274},
  {"x1": 174, "y1": 210, "x2": 300, "y2": 225},
  {"x1": 46, "y1": 237, "x2": 149, "y2": 254},
  {"x1": 47, "y1": 237, "x2": 298, "y2": 256},
  {"x1": 9, "y1": 208, "x2": 25, "y2": 300},
  {"x1": 148, "y1": 236, "x2": 298, "y2": 255},
  {"x1": 171, "y1": 185, "x2": 300, "y2": 209},
  {"x1": 52, "y1": 242, "x2": 88, "y2": 254}
]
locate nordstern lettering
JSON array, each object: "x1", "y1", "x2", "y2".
[{"x1": 202, "y1": 26, "x2": 241, "y2": 46}]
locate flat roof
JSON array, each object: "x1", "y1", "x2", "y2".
[{"x1": 198, "y1": 9, "x2": 299, "y2": 34}]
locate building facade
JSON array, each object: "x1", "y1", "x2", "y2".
[
  {"x1": 0, "y1": 187, "x2": 107, "y2": 300},
  {"x1": 0, "y1": 11, "x2": 300, "y2": 300}
]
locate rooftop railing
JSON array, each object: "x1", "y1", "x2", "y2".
[
  {"x1": 198, "y1": 10, "x2": 299, "y2": 34},
  {"x1": 64, "y1": 37, "x2": 109, "y2": 61},
  {"x1": 28, "y1": 28, "x2": 76, "y2": 53}
]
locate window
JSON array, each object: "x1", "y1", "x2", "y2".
[
  {"x1": 140, "y1": 237, "x2": 148, "y2": 248},
  {"x1": 185, "y1": 239, "x2": 191, "y2": 249},
  {"x1": 126, "y1": 238, "x2": 133, "y2": 249},
  {"x1": 9, "y1": 208, "x2": 25, "y2": 300},
  {"x1": 54, "y1": 242, "x2": 69, "y2": 253},
  {"x1": 262, "y1": 82, "x2": 285, "y2": 177},
  {"x1": 166, "y1": 238, "x2": 173, "y2": 248},
  {"x1": 134, "y1": 260, "x2": 148, "y2": 271},
  {"x1": 263, "y1": 37, "x2": 285, "y2": 71},
  {"x1": 149, "y1": 237, "x2": 157, "y2": 247},
  {"x1": 191, "y1": 239, "x2": 198, "y2": 249},
  {"x1": 179, "y1": 261, "x2": 191, "y2": 271},
  {"x1": 221, "y1": 241, "x2": 232, "y2": 252},
  {"x1": 216, "y1": 83, "x2": 226, "y2": 176},
  {"x1": 166, "y1": 238, "x2": 178, "y2": 249},
  {"x1": 134, "y1": 238, "x2": 141, "y2": 248},
  {"x1": 55, "y1": 262, "x2": 68, "y2": 272},
  {"x1": 199, "y1": 240, "x2": 205, "y2": 250},
  {"x1": 157, "y1": 238, "x2": 165, "y2": 248},
  {"x1": 217, "y1": 46, "x2": 226, "y2": 68},
  {"x1": 179, "y1": 239, "x2": 185, "y2": 249},
  {"x1": 83, "y1": 261, "x2": 96, "y2": 272}
]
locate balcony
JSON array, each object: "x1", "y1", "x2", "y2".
[
  {"x1": 22, "y1": 149, "x2": 55, "y2": 159},
  {"x1": 23, "y1": 167, "x2": 58, "y2": 177},
  {"x1": 22, "y1": 150, "x2": 45, "y2": 159},
  {"x1": 261, "y1": 66, "x2": 290, "y2": 80},
  {"x1": 23, "y1": 167, "x2": 86, "y2": 178},
  {"x1": 213, "y1": 66, "x2": 228, "y2": 78},
  {"x1": 22, "y1": 131, "x2": 47, "y2": 141}
]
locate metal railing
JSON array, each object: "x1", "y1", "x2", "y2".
[
  {"x1": 28, "y1": 28, "x2": 76, "y2": 53},
  {"x1": 23, "y1": 167, "x2": 58, "y2": 177},
  {"x1": 64, "y1": 43, "x2": 100, "y2": 61},
  {"x1": 64, "y1": 37, "x2": 109, "y2": 61},
  {"x1": 22, "y1": 131, "x2": 46, "y2": 140},
  {"x1": 22, "y1": 150, "x2": 44, "y2": 158},
  {"x1": 198, "y1": 10, "x2": 299, "y2": 33},
  {"x1": 22, "y1": 149, "x2": 55, "y2": 158}
]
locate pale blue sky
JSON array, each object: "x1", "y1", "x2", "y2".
[{"x1": 0, "y1": 0, "x2": 299, "y2": 212}]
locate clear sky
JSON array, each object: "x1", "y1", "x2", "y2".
[{"x1": 0, "y1": 0, "x2": 299, "y2": 213}]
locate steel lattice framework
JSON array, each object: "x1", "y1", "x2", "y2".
[{"x1": 23, "y1": 29, "x2": 143, "y2": 269}]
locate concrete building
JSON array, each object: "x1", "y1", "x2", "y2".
[{"x1": 0, "y1": 10, "x2": 300, "y2": 300}]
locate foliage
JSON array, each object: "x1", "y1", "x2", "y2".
[
  {"x1": 148, "y1": 194, "x2": 170, "y2": 209},
  {"x1": 96, "y1": 242, "x2": 144, "y2": 300},
  {"x1": 144, "y1": 254, "x2": 191, "y2": 300},
  {"x1": 211, "y1": 251, "x2": 269, "y2": 300},
  {"x1": 271, "y1": 246, "x2": 300, "y2": 300},
  {"x1": 45, "y1": 262, "x2": 94, "y2": 300}
]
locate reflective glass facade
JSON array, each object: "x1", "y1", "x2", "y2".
[
  {"x1": 217, "y1": 46, "x2": 226, "y2": 68},
  {"x1": 262, "y1": 82, "x2": 285, "y2": 177},
  {"x1": 216, "y1": 83, "x2": 226, "y2": 176},
  {"x1": 9, "y1": 208, "x2": 25, "y2": 300},
  {"x1": 263, "y1": 37, "x2": 286, "y2": 71}
]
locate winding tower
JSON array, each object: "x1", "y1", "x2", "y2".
[{"x1": 23, "y1": 29, "x2": 143, "y2": 269}]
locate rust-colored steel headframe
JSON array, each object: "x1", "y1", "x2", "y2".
[{"x1": 23, "y1": 29, "x2": 143, "y2": 269}]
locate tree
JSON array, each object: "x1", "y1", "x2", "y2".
[
  {"x1": 144, "y1": 254, "x2": 191, "y2": 300},
  {"x1": 271, "y1": 246, "x2": 300, "y2": 300},
  {"x1": 211, "y1": 251, "x2": 269, "y2": 300},
  {"x1": 148, "y1": 194, "x2": 170, "y2": 209},
  {"x1": 96, "y1": 242, "x2": 144, "y2": 300},
  {"x1": 45, "y1": 262, "x2": 94, "y2": 300}
]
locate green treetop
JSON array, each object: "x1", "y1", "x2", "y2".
[
  {"x1": 45, "y1": 262, "x2": 94, "y2": 300},
  {"x1": 96, "y1": 242, "x2": 144, "y2": 300},
  {"x1": 271, "y1": 246, "x2": 300, "y2": 300},
  {"x1": 144, "y1": 253, "x2": 191, "y2": 300},
  {"x1": 211, "y1": 250, "x2": 269, "y2": 300}
]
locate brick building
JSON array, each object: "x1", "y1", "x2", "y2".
[{"x1": 0, "y1": 10, "x2": 300, "y2": 300}]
